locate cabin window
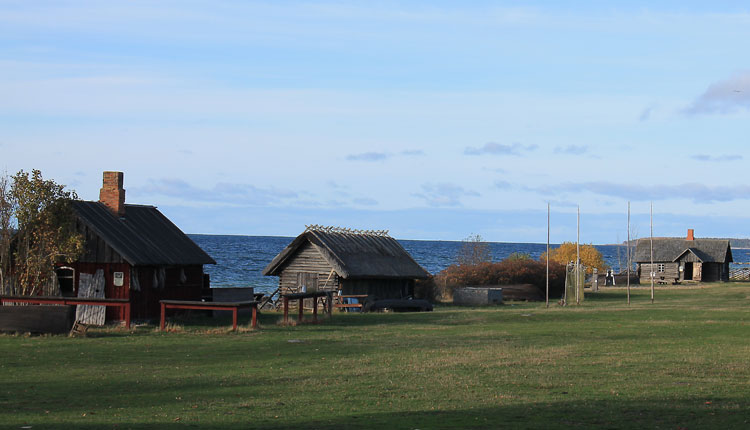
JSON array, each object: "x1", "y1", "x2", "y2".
[
  {"x1": 56, "y1": 267, "x2": 75, "y2": 297},
  {"x1": 657, "y1": 264, "x2": 665, "y2": 273}
]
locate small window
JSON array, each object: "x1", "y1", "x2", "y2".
[{"x1": 657, "y1": 264, "x2": 665, "y2": 273}]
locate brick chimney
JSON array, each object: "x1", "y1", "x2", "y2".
[
  {"x1": 99, "y1": 171, "x2": 125, "y2": 217},
  {"x1": 687, "y1": 229, "x2": 694, "y2": 241}
]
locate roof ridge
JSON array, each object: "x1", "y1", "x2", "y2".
[{"x1": 304, "y1": 224, "x2": 390, "y2": 237}]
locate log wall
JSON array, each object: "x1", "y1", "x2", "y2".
[
  {"x1": 277, "y1": 242, "x2": 340, "y2": 296},
  {"x1": 638, "y1": 263, "x2": 680, "y2": 284}
]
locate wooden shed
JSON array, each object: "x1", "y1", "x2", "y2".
[
  {"x1": 635, "y1": 229, "x2": 732, "y2": 283},
  {"x1": 58, "y1": 171, "x2": 215, "y2": 322},
  {"x1": 262, "y1": 226, "x2": 430, "y2": 299}
]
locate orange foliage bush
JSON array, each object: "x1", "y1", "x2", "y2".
[{"x1": 540, "y1": 242, "x2": 608, "y2": 274}]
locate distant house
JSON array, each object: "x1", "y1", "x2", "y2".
[
  {"x1": 634, "y1": 229, "x2": 732, "y2": 283},
  {"x1": 58, "y1": 171, "x2": 215, "y2": 321},
  {"x1": 262, "y1": 226, "x2": 430, "y2": 299}
]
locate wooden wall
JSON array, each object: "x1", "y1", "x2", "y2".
[
  {"x1": 129, "y1": 265, "x2": 204, "y2": 319},
  {"x1": 277, "y1": 242, "x2": 340, "y2": 296},
  {"x1": 638, "y1": 263, "x2": 680, "y2": 284},
  {"x1": 69, "y1": 261, "x2": 131, "y2": 321},
  {"x1": 342, "y1": 278, "x2": 414, "y2": 299},
  {"x1": 638, "y1": 261, "x2": 730, "y2": 283}
]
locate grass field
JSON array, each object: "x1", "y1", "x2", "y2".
[{"x1": 1, "y1": 284, "x2": 749, "y2": 429}]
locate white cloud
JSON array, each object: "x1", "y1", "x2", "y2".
[
  {"x1": 413, "y1": 183, "x2": 480, "y2": 207},
  {"x1": 464, "y1": 142, "x2": 538, "y2": 156},
  {"x1": 685, "y1": 71, "x2": 750, "y2": 114}
]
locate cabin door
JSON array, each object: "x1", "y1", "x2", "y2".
[
  {"x1": 76, "y1": 269, "x2": 106, "y2": 325},
  {"x1": 683, "y1": 263, "x2": 693, "y2": 280},
  {"x1": 296, "y1": 272, "x2": 318, "y2": 293}
]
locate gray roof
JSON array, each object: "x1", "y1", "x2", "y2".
[
  {"x1": 634, "y1": 238, "x2": 732, "y2": 263},
  {"x1": 73, "y1": 201, "x2": 216, "y2": 266},
  {"x1": 262, "y1": 228, "x2": 430, "y2": 279}
]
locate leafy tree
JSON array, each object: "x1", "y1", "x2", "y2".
[
  {"x1": 456, "y1": 233, "x2": 492, "y2": 266},
  {"x1": 540, "y1": 242, "x2": 608, "y2": 274},
  {"x1": 506, "y1": 252, "x2": 532, "y2": 261},
  {"x1": 1, "y1": 170, "x2": 84, "y2": 296}
]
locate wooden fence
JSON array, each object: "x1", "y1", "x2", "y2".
[{"x1": 729, "y1": 267, "x2": 750, "y2": 281}]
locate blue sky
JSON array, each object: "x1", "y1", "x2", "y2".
[{"x1": 2, "y1": 1, "x2": 750, "y2": 243}]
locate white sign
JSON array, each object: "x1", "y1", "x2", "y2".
[{"x1": 113, "y1": 272, "x2": 124, "y2": 287}]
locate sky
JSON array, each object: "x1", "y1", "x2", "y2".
[{"x1": 2, "y1": 1, "x2": 750, "y2": 243}]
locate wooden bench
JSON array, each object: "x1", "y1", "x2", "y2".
[
  {"x1": 333, "y1": 294, "x2": 368, "y2": 310},
  {"x1": 1, "y1": 295, "x2": 131, "y2": 328},
  {"x1": 160, "y1": 300, "x2": 259, "y2": 331},
  {"x1": 281, "y1": 292, "x2": 332, "y2": 324}
]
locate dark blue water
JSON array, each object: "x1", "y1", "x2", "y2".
[{"x1": 190, "y1": 235, "x2": 750, "y2": 295}]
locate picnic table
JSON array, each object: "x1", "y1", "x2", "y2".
[
  {"x1": 281, "y1": 291, "x2": 332, "y2": 324},
  {"x1": 159, "y1": 300, "x2": 259, "y2": 331},
  {"x1": 1, "y1": 295, "x2": 131, "y2": 328}
]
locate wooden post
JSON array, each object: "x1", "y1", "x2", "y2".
[
  {"x1": 312, "y1": 296, "x2": 318, "y2": 323},
  {"x1": 283, "y1": 296, "x2": 289, "y2": 324},
  {"x1": 650, "y1": 202, "x2": 654, "y2": 304},
  {"x1": 297, "y1": 298, "x2": 303, "y2": 322},
  {"x1": 125, "y1": 302, "x2": 131, "y2": 329},
  {"x1": 251, "y1": 303, "x2": 258, "y2": 328},
  {"x1": 546, "y1": 202, "x2": 550, "y2": 308},
  {"x1": 627, "y1": 201, "x2": 631, "y2": 305},
  {"x1": 160, "y1": 302, "x2": 166, "y2": 331},
  {"x1": 575, "y1": 205, "x2": 581, "y2": 305},
  {"x1": 232, "y1": 308, "x2": 238, "y2": 331}
]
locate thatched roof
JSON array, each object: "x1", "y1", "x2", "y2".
[
  {"x1": 634, "y1": 238, "x2": 732, "y2": 264},
  {"x1": 73, "y1": 201, "x2": 216, "y2": 266},
  {"x1": 262, "y1": 226, "x2": 430, "y2": 279}
]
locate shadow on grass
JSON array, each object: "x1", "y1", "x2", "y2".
[{"x1": 7, "y1": 398, "x2": 747, "y2": 430}]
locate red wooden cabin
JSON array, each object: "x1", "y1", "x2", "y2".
[{"x1": 56, "y1": 172, "x2": 215, "y2": 321}]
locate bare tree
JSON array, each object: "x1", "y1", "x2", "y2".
[
  {"x1": 456, "y1": 233, "x2": 492, "y2": 266},
  {"x1": 0, "y1": 173, "x2": 15, "y2": 295}
]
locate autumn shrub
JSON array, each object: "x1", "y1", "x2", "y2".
[
  {"x1": 540, "y1": 242, "x2": 608, "y2": 274},
  {"x1": 433, "y1": 258, "x2": 566, "y2": 300}
]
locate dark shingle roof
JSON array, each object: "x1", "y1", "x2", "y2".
[
  {"x1": 73, "y1": 201, "x2": 216, "y2": 266},
  {"x1": 634, "y1": 238, "x2": 732, "y2": 263},
  {"x1": 262, "y1": 228, "x2": 430, "y2": 279}
]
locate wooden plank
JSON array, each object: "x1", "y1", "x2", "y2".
[
  {"x1": 0, "y1": 305, "x2": 75, "y2": 334},
  {"x1": 76, "y1": 269, "x2": 106, "y2": 325}
]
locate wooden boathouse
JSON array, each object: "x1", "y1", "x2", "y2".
[
  {"x1": 262, "y1": 226, "x2": 430, "y2": 300},
  {"x1": 634, "y1": 229, "x2": 732, "y2": 283},
  {"x1": 58, "y1": 171, "x2": 215, "y2": 322}
]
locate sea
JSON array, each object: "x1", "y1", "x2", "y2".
[{"x1": 190, "y1": 234, "x2": 750, "y2": 295}]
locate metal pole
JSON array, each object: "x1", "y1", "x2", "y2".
[
  {"x1": 546, "y1": 202, "x2": 550, "y2": 308},
  {"x1": 650, "y1": 201, "x2": 654, "y2": 304},
  {"x1": 627, "y1": 201, "x2": 630, "y2": 305}
]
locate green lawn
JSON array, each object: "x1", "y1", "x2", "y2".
[{"x1": 1, "y1": 284, "x2": 749, "y2": 429}]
